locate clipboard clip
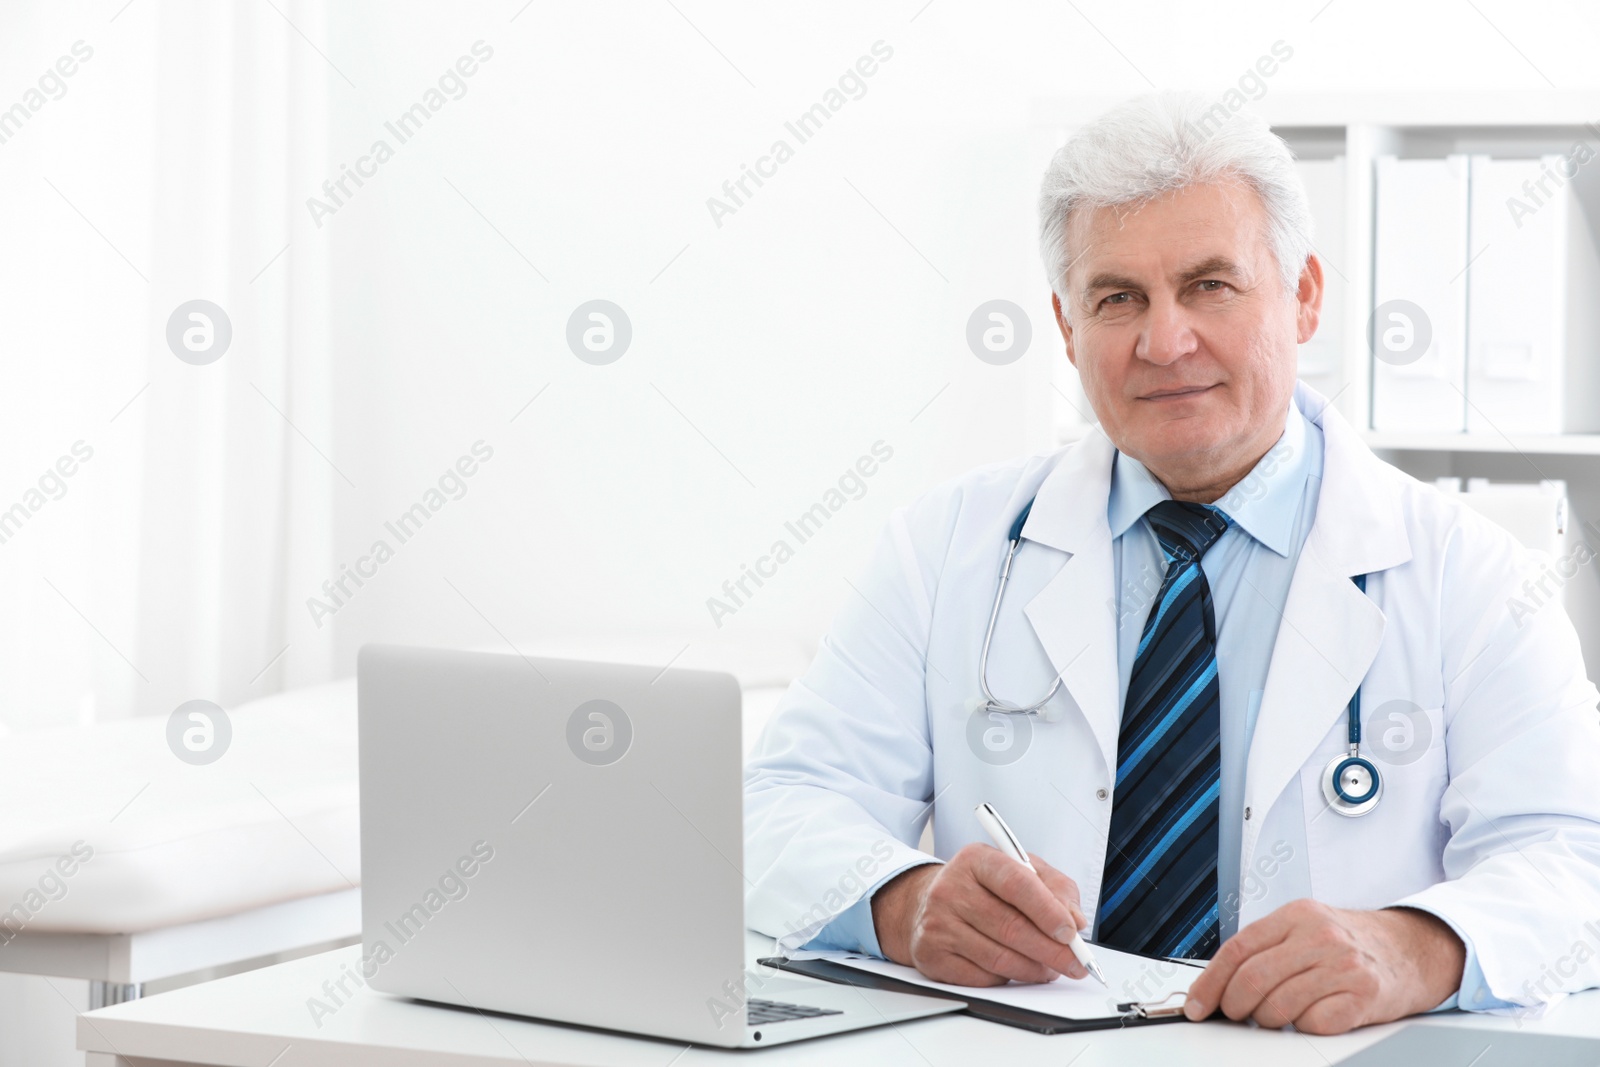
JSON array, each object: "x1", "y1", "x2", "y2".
[{"x1": 1117, "y1": 991, "x2": 1189, "y2": 1020}]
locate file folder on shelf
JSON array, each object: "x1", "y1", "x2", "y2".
[
  {"x1": 1435, "y1": 478, "x2": 1568, "y2": 561},
  {"x1": 1466, "y1": 155, "x2": 1600, "y2": 434},
  {"x1": 1371, "y1": 154, "x2": 1470, "y2": 433},
  {"x1": 1295, "y1": 157, "x2": 1347, "y2": 402}
]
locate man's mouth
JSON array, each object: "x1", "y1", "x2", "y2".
[{"x1": 1139, "y1": 384, "x2": 1218, "y2": 402}]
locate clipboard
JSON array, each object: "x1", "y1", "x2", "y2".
[{"x1": 759, "y1": 953, "x2": 1199, "y2": 1035}]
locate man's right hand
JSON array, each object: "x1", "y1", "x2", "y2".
[{"x1": 870, "y1": 843, "x2": 1092, "y2": 986}]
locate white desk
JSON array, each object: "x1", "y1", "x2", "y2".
[{"x1": 79, "y1": 933, "x2": 1600, "y2": 1066}]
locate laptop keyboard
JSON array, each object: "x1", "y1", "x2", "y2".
[{"x1": 746, "y1": 998, "x2": 843, "y2": 1026}]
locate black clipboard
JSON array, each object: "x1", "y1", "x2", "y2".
[{"x1": 758, "y1": 953, "x2": 1200, "y2": 1035}]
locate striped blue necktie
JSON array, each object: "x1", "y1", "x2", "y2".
[{"x1": 1097, "y1": 499, "x2": 1230, "y2": 960}]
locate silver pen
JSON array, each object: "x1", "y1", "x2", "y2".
[{"x1": 974, "y1": 802, "x2": 1107, "y2": 988}]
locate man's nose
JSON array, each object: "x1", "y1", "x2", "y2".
[{"x1": 1134, "y1": 297, "x2": 1199, "y2": 366}]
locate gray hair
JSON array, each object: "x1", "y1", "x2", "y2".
[{"x1": 1037, "y1": 90, "x2": 1313, "y2": 307}]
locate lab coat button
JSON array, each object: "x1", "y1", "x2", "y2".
[
  {"x1": 1244, "y1": 806, "x2": 1252, "y2": 821},
  {"x1": 1096, "y1": 788, "x2": 1108, "y2": 801}
]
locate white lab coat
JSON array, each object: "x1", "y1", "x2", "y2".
[{"x1": 745, "y1": 382, "x2": 1600, "y2": 1009}]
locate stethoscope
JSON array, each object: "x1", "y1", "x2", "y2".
[
  {"x1": 979, "y1": 497, "x2": 1383, "y2": 818},
  {"x1": 1318, "y1": 573, "x2": 1383, "y2": 817}
]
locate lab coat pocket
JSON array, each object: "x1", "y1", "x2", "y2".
[{"x1": 1300, "y1": 701, "x2": 1449, "y2": 910}]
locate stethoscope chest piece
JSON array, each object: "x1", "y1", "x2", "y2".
[{"x1": 1321, "y1": 752, "x2": 1382, "y2": 817}]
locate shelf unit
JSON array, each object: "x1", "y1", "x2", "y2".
[{"x1": 1364, "y1": 432, "x2": 1600, "y2": 456}]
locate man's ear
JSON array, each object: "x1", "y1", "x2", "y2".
[
  {"x1": 1294, "y1": 253, "x2": 1324, "y2": 345},
  {"x1": 1052, "y1": 291, "x2": 1076, "y2": 368}
]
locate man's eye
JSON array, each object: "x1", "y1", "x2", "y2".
[
  {"x1": 1102, "y1": 292, "x2": 1132, "y2": 306},
  {"x1": 1197, "y1": 279, "x2": 1227, "y2": 292}
]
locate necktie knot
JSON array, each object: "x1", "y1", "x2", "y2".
[{"x1": 1146, "y1": 500, "x2": 1230, "y2": 564}]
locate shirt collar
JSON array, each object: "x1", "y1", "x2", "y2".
[{"x1": 1106, "y1": 396, "x2": 1311, "y2": 558}]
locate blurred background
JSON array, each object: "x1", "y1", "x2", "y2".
[
  {"x1": 6, "y1": 3, "x2": 1600, "y2": 1060},
  {"x1": 6, "y1": 0, "x2": 1600, "y2": 733},
  {"x1": 6, "y1": 0, "x2": 1077, "y2": 730}
]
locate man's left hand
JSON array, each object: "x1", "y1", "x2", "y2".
[{"x1": 1182, "y1": 899, "x2": 1467, "y2": 1034}]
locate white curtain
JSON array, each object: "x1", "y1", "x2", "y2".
[{"x1": 0, "y1": 0, "x2": 333, "y2": 730}]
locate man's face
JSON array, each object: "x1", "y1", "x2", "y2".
[{"x1": 1053, "y1": 179, "x2": 1320, "y2": 486}]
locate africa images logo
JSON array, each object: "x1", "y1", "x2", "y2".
[{"x1": 566, "y1": 699, "x2": 632, "y2": 766}]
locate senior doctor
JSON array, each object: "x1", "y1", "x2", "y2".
[{"x1": 744, "y1": 90, "x2": 1600, "y2": 1036}]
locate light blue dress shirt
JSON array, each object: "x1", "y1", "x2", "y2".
[{"x1": 807, "y1": 399, "x2": 1501, "y2": 1011}]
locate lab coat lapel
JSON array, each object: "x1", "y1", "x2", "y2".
[
  {"x1": 1019, "y1": 428, "x2": 1122, "y2": 778},
  {"x1": 1242, "y1": 385, "x2": 1413, "y2": 859}
]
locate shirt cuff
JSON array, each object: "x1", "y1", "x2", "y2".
[
  {"x1": 803, "y1": 858, "x2": 943, "y2": 957},
  {"x1": 1391, "y1": 905, "x2": 1516, "y2": 1013}
]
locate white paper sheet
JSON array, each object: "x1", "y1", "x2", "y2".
[{"x1": 794, "y1": 947, "x2": 1204, "y2": 1020}]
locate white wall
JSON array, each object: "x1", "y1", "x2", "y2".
[{"x1": 309, "y1": 2, "x2": 1063, "y2": 669}]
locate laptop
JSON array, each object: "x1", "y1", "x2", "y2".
[{"x1": 357, "y1": 644, "x2": 962, "y2": 1047}]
